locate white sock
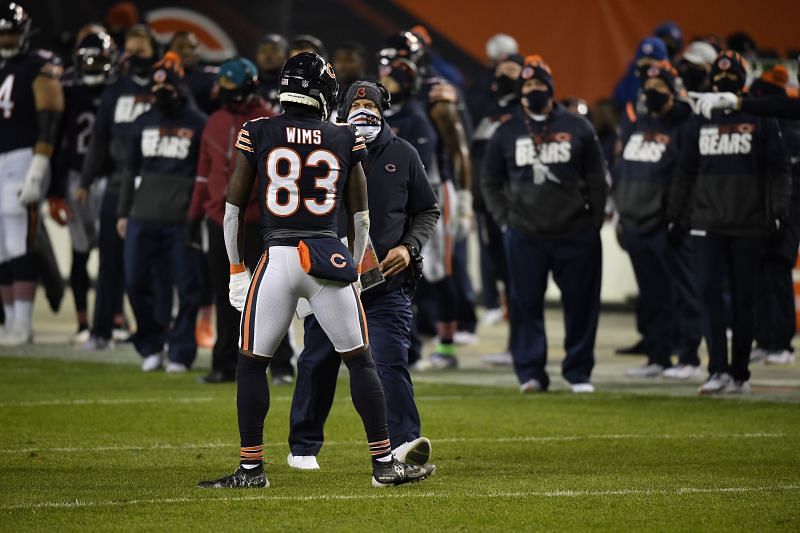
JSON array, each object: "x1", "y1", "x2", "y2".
[
  {"x1": 2, "y1": 303, "x2": 13, "y2": 329},
  {"x1": 241, "y1": 463, "x2": 260, "y2": 470},
  {"x1": 13, "y1": 299, "x2": 32, "y2": 333},
  {"x1": 375, "y1": 454, "x2": 393, "y2": 463}
]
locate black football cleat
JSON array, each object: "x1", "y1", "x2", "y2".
[
  {"x1": 371, "y1": 457, "x2": 435, "y2": 488},
  {"x1": 615, "y1": 339, "x2": 648, "y2": 356},
  {"x1": 197, "y1": 464, "x2": 269, "y2": 488}
]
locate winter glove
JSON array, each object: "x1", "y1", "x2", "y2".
[
  {"x1": 455, "y1": 189, "x2": 473, "y2": 241},
  {"x1": 666, "y1": 220, "x2": 685, "y2": 247},
  {"x1": 696, "y1": 92, "x2": 738, "y2": 119},
  {"x1": 229, "y1": 266, "x2": 251, "y2": 312},
  {"x1": 18, "y1": 154, "x2": 49, "y2": 205},
  {"x1": 47, "y1": 196, "x2": 72, "y2": 225}
]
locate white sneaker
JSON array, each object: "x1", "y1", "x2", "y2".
[
  {"x1": 698, "y1": 372, "x2": 732, "y2": 395},
  {"x1": 141, "y1": 354, "x2": 163, "y2": 372},
  {"x1": 723, "y1": 379, "x2": 751, "y2": 394},
  {"x1": 392, "y1": 437, "x2": 431, "y2": 466},
  {"x1": 287, "y1": 453, "x2": 320, "y2": 470},
  {"x1": 165, "y1": 362, "x2": 188, "y2": 373},
  {"x1": 765, "y1": 350, "x2": 795, "y2": 365},
  {"x1": 520, "y1": 378, "x2": 544, "y2": 394},
  {"x1": 625, "y1": 363, "x2": 665, "y2": 378},
  {"x1": 662, "y1": 364, "x2": 704, "y2": 380},
  {"x1": 112, "y1": 327, "x2": 131, "y2": 342},
  {"x1": 453, "y1": 331, "x2": 478, "y2": 345},
  {"x1": 482, "y1": 352, "x2": 513, "y2": 367},
  {"x1": 73, "y1": 329, "x2": 91, "y2": 344},
  {"x1": 750, "y1": 347, "x2": 768, "y2": 363},
  {"x1": 481, "y1": 308, "x2": 504, "y2": 327},
  {"x1": 570, "y1": 382, "x2": 595, "y2": 394},
  {"x1": 0, "y1": 326, "x2": 32, "y2": 346}
]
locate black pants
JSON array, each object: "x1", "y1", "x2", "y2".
[
  {"x1": 91, "y1": 191, "x2": 125, "y2": 340},
  {"x1": 206, "y1": 221, "x2": 294, "y2": 377},
  {"x1": 755, "y1": 236, "x2": 799, "y2": 352},
  {"x1": 693, "y1": 233, "x2": 764, "y2": 381}
]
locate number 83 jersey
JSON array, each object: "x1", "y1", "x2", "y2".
[{"x1": 235, "y1": 113, "x2": 367, "y2": 247}]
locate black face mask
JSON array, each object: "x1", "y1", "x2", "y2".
[
  {"x1": 644, "y1": 88, "x2": 670, "y2": 113},
  {"x1": 154, "y1": 87, "x2": 183, "y2": 116},
  {"x1": 523, "y1": 89, "x2": 551, "y2": 114},
  {"x1": 714, "y1": 77, "x2": 743, "y2": 94},
  {"x1": 492, "y1": 75, "x2": 517, "y2": 102},
  {"x1": 128, "y1": 55, "x2": 154, "y2": 78},
  {"x1": 678, "y1": 64, "x2": 709, "y2": 92}
]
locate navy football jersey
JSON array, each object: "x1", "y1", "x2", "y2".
[
  {"x1": 61, "y1": 77, "x2": 104, "y2": 173},
  {"x1": 0, "y1": 50, "x2": 63, "y2": 153},
  {"x1": 235, "y1": 113, "x2": 367, "y2": 246}
]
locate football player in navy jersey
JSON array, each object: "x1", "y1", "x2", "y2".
[
  {"x1": 75, "y1": 24, "x2": 157, "y2": 349},
  {"x1": 198, "y1": 52, "x2": 435, "y2": 489},
  {"x1": 48, "y1": 28, "x2": 117, "y2": 344},
  {"x1": 0, "y1": 3, "x2": 64, "y2": 345},
  {"x1": 379, "y1": 32, "x2": 474, "y2": 369}
]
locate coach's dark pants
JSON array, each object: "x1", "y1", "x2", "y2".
[
  {"x1": 755, "y1": 232, "x2": 799, "y2": 353},
  {"x1": 206, "y1": 221, "x2": 294, "y2": 377},
  {"x1": 453, "y1": 238, "x2": 477, "y2": 333},
  {"x1": 504, "y1": 227, "x2": 600, "y2": 389},
  {"x1": 693, "y1": 233, "x2": 764, "y2": 382},
  {"x1": 91, "y1": 191, "x2": 125, "y2": 340},
  {"x1": 477, "y1": 211, "x2": 507, "y2": 310},
  {"x1": 124, "y1": 219, "x2": 198, "y2": 366},
  {"x1": 621, "y1": 228, "x2": 702, "y2": 367},
  {"x1": 289, "y1": 287, "x2": 419, "y2": 456}
]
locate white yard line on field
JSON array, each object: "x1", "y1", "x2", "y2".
[
  {"x1": 0, "y1": 432, "x2": 788, "y2": 454},
  {"x1": 1, "y1": 484, "x2": 799, "y2": 511},
  {"x1": 0, "y1": 397, "x2": 215, "y2": 407}
]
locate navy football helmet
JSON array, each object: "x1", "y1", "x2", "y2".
[
  {"x1": 75, "y1": 30, "x2": 117, "y2": 86},
  {"x1": 278, "y1": 51, "x2": 338, "y2": 120},
  {"x1": 0, "y1": 3, "x2": 31, "y2": 59}
]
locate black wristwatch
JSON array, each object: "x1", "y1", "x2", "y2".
[{"x1": 403, "y1": 242, "x2": 419, "y2": 259}]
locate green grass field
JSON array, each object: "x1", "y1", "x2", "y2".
[{"x1": 1, "y1": 355, "x2": 799, "y2": 532}]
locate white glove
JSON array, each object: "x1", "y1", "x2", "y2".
[
  {"x1": 454, "y1": 189, "x2": 473, "y2": 241},
  {"x1": 229, "y1": 269, "x2": 251, "y2": 312},
  {"x1": 18, "y1": 153, "x2": 49, "y2": 205},
  {"x1": 697, "y1": 92, "x2": 738, "y2": 119}
]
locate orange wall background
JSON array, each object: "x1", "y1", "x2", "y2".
[{"x1": 394, "y1": 0, "x2": 799, "y2": 103}]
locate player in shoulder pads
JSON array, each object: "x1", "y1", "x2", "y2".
[
  {"x1": 0, "y1": 2, "x2": 64, "y2": 345},
  {"x1": 48, "y1": 26, "x2": 117, "y2": 343},
  {"x1": 198, "y1": 52, "x2": 435, "y2": 489}
]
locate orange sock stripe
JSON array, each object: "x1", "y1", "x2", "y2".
[{"x1": 240, "y1": 446, "x2": 263, "y2": 451}]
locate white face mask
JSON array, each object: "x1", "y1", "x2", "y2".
[{"x1": 347, "y1": 108, "x2": 382, "y2": 143}]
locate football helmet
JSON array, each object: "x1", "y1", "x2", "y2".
[
  {"x1": 75, "y1": 30, "x2": 117, "y2": 86},
  {"x1": 216, "y1": 56, "x2": 259, "y2": 104},
  {"x1": 0, "y1": 3, "x2": 31, "y2": 59},
  {"x1": 278, "y1": 51, "x2": 337, "y2": 120},
  {"x1": 378, "y1": 31, "x2": 424, "y2": 67}
]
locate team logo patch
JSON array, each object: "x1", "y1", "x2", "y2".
[
  {"x1": 356, "y1": 87, "x2": 367, "y2": 98},
  {"x1": 642, "y1": 42, "x2": 654, "y2": 55},
  {"x1": 718, "y1": 58, "x2": 731, "y2": 71},
  {"x1": 385, "y1": 163, "x2": 397, "y2": 173},
  {"x1": 326, "y1": 62, "x2": 336, "y2": 79},
  {"x1": 647, "y1": 65, "x2": 660, "y2": 78},
  {"x1": 521, "y1": 65, "x2": 534, "y2": 79},
  {"x1": 153, "y1": 69, "x2": 167, "y2": 83},
  {"x1": 330, "y1": 253, "x2": 347, "y2": 268}
]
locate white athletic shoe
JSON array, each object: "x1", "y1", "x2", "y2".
[
  {"x1": 481, "y1": 308, "x2": 504, "y2": 327},
  {"x1": 453, "y1": 331, "x2": 478, "y2": 345},
  {"x1": 698, "y1": 373, "x2": 732, "y2": 395},
  {"x1": 73, "y1": 328, "x2": 91, "y2": 345},
  {"x1": 112, "y1": 327, "x2": 132, "y2": 343},
  {"x1": 0, "y1": 326, "x2": 32, "y2": 346},
  {"x1": 482, "y1": 351, "x2": 513, "y2": 367},
  {"x1": 625, "y1": 363, "x2": 665, "y2": 378},
  {"x1": 287, "y1": 453, "x2": 320, "y2": 470},
  {"x1": 392, "y1": 437, "x2": 432, "y2": 466},
  {"x1": 165, "y1": 362, "x2": 188, "y2": 373},
  {"x1": 141, "y1": 354, "x2": 163, "y2": 372},
  {"x1": 750, "y1": 347, "x2": 768, "y2": 363},
  {"x1": 765, "y1": 350, "x2": 796, "y2": 365},
  {"x1": 662, "y1": 364, "x2": 704, "y2": 380},
  {"x1": 520, "y1": 378, "x2": 544, "y2": 394},
  {"x1": 570, "y1": 382, "x2": 595, "y2": 394},
  {"x1": 723, "y1": 379, "x2": 751, "y2": 394}
]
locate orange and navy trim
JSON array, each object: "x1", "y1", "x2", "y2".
[
  {"x1": 353, "y1": 133, "x2": 367, "y2": 152},
  {"x1": 240, "y1": 251, "x2": 269, "y2": 354},
  {"x1": 235, "y1": 128, "x2": 254, "y2": 153},
  {"x1": 240, "y1": 445, "x2": 263, "y2": 465},
  {"x1": 368, "y1": 438, "x2": 391, "y2": 459},
  {"x1": 350, "y1": 284, "x2": 369, "y2": 345}
]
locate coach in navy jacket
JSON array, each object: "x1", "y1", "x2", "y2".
[
  {"x1": 289, "y1": 82, "x2": 440, "y2": 463},
  {"x1": 481, "y1": 55, "x2": 607, "y2": 393}
]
